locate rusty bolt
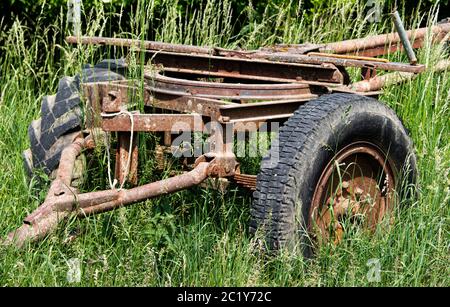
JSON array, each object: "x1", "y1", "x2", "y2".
[
  {"x1": 108, "y1": 90, "x2": 120, "y2": 100},
  {"x1": 355, "y1": 187, "x2": 364, "y2": 195},
  {"x1": 219, "y1": 116, "x2": 230, "y2": 123},
  {"x1": 210, "y1": 165, "x2": 219, "y2": 176},
  {"x1": 102, "y1": 90, "x2": 122, "y2": 113}
]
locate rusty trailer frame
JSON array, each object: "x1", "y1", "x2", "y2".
[{"x1": 3, "y1": 15, "x2": 450, "y2": 247}]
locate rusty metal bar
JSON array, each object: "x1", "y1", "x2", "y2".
[
  {"x1": 66, "y1": 36, "x2": 212, "y2": 55},
  {"x1": 350, "y1": 59, "x2": 450, "y2": 92},
  {"x1": 391, "y1": 10, "x2": 417, "y2": 64},
  {"x1": 79, "y1": 161, "x2": 210, "y2": 215},
  {"x1": 115, "y1": 132, "x2": 138, "y2": 186},
  {"x1": 351, "y1": 38, "x2": 426, "y2": 58},
  {"x1": 307, "y1": 52, "x2": 389, "y2": 63},
  {"x1": 350, "y1": 71, "x2": 415, "y2": 92},
  {"x1": 145, "y1": 71, "x2": 313, "y2": 100},
  {"x1": 47, "y1": 165, "x2": 211, "y2": 214},
  {"x1": 3, "y1": 158, "x2": 211, "y2": 247},
  {"x1": 148, "y1": 49, "x2": 424, "y2": 73},
  {"x1": 321, "y1": 21, "x2": 450, "y2": 56},
  {"x1": 83, "y1": 82, "x2": 228, "y2": 120},
  {"x1": 144, "y1": 51, "x2": 344, "y2": 84},
  {"x1": 3, "y1": 135, "x2": 92, "y2": 247},
  {"x1": 2, "y1": 210, "x2": 69, "y2": 248},
  {"x1": 24, "y1": 135, "x2": 92, "y2": 224},
  {"x1": 102, "y1": 113, "x2": 204, "y2": 132},
  {"x1": 218, "y1": 95, "x2": 317, "y2": 122},
  {"x1": 93, "y1": 79, "x2": 316, "y2": 125},
  {"x1": 56, "y1": 135, "x2": 90, "y2": 189},
  {"x1": 67, "y1": 22, "x2": 450, "y2": 62},
  {"x1": 67, "y1": 33, "x2": 435, "y2": 74},
  {"x1": 264, "y1": 53, "x2": 425, "y2": 73}
]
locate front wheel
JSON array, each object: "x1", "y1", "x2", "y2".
[{"x1": 251, "y1": 93, "x2": 417, "y2": 256}]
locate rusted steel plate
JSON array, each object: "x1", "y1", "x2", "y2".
[
  {"x1": 161, "y1": 67, "x2": 324, "y2": 84},
  {"x1": 218, "y1": 95, "x2": 317, "y2": 122},
  {"x1": 84, "y1": 81, "x2": 229, "y2": 119},
  {"x1": 146, "y1": 71, "x2": 313, "y2": 100},
  {"x1": 145, "y1": 92, "x2": 228, "y2": 119},
  {"x1": 102, "y1": 113, "x2": 204, "y2": 132},
  {"x1": 233, "y1": 173, "x2": 257, "y2": 191},
  {"x1": 102, "y1": 90, "x2": 124, "y2": 113},
  {"x1": 145, "y1": 51, "x2": 344, "y2": 84}
]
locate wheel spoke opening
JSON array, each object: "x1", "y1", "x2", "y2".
[{"x1": 310, "y1": 142, "x2": 395, "y2": 246}]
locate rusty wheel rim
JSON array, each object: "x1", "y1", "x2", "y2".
[{"x1": 309, "y1": 142, "x2": 395, "y2": 245}]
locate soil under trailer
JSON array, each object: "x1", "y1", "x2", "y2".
[{"x1": 4, "y1": 13, "x2": 450, "y2": 255}]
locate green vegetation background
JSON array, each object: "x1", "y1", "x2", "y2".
[{"x1": 0, "y1": 0, "x2": 448, "y2": 286}]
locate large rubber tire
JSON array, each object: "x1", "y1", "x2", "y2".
[
  {"x1": 23, "y1": 59, "x2": 126, "y2": 176},
  {"x1": 251, "y1": 93, "x2": 417, "y2": 255}
]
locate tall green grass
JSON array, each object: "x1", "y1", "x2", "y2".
[{"x1": 0, "y1": 0, "x2": 448, "y2": 286}]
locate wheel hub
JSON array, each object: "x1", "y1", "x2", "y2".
[{"x1": 310, "y1": 142, "x2": 395, "y2": 245}]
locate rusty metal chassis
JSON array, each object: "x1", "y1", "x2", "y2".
[
  {"x1": 5, "y1": 19, "x2": 450, "y2": 246},
  {"x1": 85, "y1": 60, "x2": 370, "y2": 188}
]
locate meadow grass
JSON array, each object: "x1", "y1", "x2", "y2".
[{"x1": 0, "y1": 0, "x2": 448, "y2": 286}]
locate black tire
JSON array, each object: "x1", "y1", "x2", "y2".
[
  {"x1": 251, "y1": 93, "x2": 417, "y2": 255},
  {"x1": 23, "y1": 59, "x2": 126, "y2": 175}
]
